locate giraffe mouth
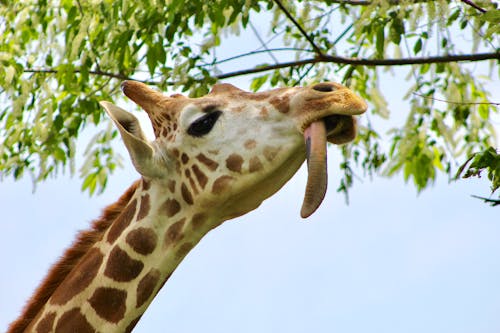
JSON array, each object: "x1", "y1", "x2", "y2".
[{"x1": 300, "y1": 115, "x2": 354, "y2": 218}]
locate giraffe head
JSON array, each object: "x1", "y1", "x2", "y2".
[{"x1": 100, "y1": 81, "x2": 366, "y2": 221}]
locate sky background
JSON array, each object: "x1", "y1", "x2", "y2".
[{"x1": 1, "y1": 5, "x2": 499, "y2": 333}]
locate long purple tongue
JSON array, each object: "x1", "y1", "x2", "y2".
[{"x1": 301, "y1": 120, "x2": 328, "y2": 218}]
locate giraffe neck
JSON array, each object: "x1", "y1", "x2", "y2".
[{"x1": 24, "y1": 178, "x2": 216, "y2": 333}]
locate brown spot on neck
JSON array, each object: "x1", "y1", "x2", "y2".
[
  {"x1": 176, "y1": 242, "x2": 194, "y2": 260},
  {"x1": 126, "y1": 227, "x2": 158, "y2": 255},
  {"x1": 55, "y1": 308, "x2": 95, "y2": 333},
  {"x1": 107, "y1": 198, "x2": 138, "y2": 243},
  {"x1": 88, "y1": 287, "x2": 127, "y2": 323},
  {"x1": 136, "y1": 194, "x2": 150, "y2": 221},
  {"x1": 191, "y1": 213, "x2": 207, "y2": 229},
  {"x1": 141, "y1": 178, "x2": 151, "y2": 191},
  {"x1": 104, "y1": 246, "x2": 144, "y2": 282},
  {"x1": 212, "y1": 175, "x2": 233, "y2": 195},
  {"x1": 164, "y1": 218, "x2": 186, "y2": 247},
  {"x1": 136, "y1": 269, "x2": 161, "y2": 308},
  {"x1": 50, "y1": 248, "x2": 104, "y2": 305},
  {"x1": 34, "y1": 312, "x2": 56, "y2": 333},
  {"x1": 163, "y1": 198, "x2": 181, "y2": 217},
  {"x1": 225, "y1": 154, "x2": 244, "y2": 173}
]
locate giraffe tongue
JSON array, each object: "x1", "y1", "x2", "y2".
[{"x1": 301, "y1": 120, "x2": 328, "y2": 218}]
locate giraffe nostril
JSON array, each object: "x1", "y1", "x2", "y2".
[{"x1": 312, "y1": 83, "x2": 336, "y2": 92}]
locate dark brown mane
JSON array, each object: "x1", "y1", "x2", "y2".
[{"x1": 7, "y1": 180, "x2": 140, "y2": 333}]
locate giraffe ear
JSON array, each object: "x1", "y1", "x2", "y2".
[{"x1": 100, "y1": 101, "x2": 165, "y2": 178}]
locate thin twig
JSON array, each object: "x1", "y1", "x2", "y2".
[
  {"x1": 249, "y1": 22, "x2": 279, "y2": 64},
  {"x1": 273, "y1": 0, "x2": 324, "y2": 57},
  {"x1": 203, "y1": 48, "x2": 314, "y2": 67},
  {"x1": 412, "y1": 92, "x2": 500, "y2": 105},
  {"x1": 460, "y1": 0, "x2": 486, "y2": 13}
]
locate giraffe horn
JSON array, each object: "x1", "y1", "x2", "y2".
[
  {"x1": 300, "y1": 120, "x2": 328, "y2": 218},
  {"x1": 121, "y1": 80, "x2": 171, "y2": 115}
]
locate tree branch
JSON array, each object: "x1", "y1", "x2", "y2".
[
  {"x1": 23, "y1": 68, "x2": 134, "y2": 81},
  {"x1": 460, "y1": 0, "x2": 486, "y2": 13},
  {"x1": 216, "y1": 52, "x2": 500, "y2": 79},
  {"x1": 412, "y1": 92, "x2": 500, "y2": 105},
  {"x1": 24, "y1": 51, "x2": 500, "y2": 85},
  {"x1": 324, "y1": 0, "x2": 432, "y2": 5},
  {"x1": 273, "y1": 0, "x2": 324, "y2": 57}
]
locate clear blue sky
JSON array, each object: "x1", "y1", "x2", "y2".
[
  {"x1": 1, "y1": 8, "x2": 499, "y2": 333},
  {"x1": 1, "y1": 155, "x2": 499, "y2": 332}
]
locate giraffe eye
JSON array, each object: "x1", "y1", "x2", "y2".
[{"x1": 187, "y1": 111, "x2": 222, "y2": 137}]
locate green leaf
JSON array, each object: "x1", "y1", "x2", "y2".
[
  {"x1": 482, "y1": 10, "x2": 500, "y2": 24},
  {"x1": 250, "y1": 74, "x2": 269, "y2": 92},
  {"x1": 478, "y1": 104, "x2": 489, "y2": 119},
  {"x1": 376, "y1": 25, "x2": 385, "y2": 57},
  {"x1": 413, "y1": 38, "x2": 422, "y2": 54},
  {"x1": 389, "y1": 17, "x2": 404, "y2": 45}
]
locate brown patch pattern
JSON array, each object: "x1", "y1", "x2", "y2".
[
  {"x1": 107, "y1": 198, "x2": 137, "y2": 244},
  {"x1": 167, "y1": 179, "x2": 176, "y2": 194},
  {"x1": 164, "y1": 218, "x2": 186, "y2": 246},
  {"x1": 104, "y1": 246, "x2": 144, "y2": 282},
  {"x1": 7, "y1": 181, "x2": 139, "y2": 333},
  {"x1": 225, "y1": 154, "x2": 244, "y2": 173},
  {"x1": 141, "y1": 179, "x2": 151, "y2": 191},
  {"x1": 181, "y1": 153, "x2": 189, "y2": 164},
  {"x1": 196, "y1": 153, "x2": 219, "y2": 171},
  {"x1": 136, "y1": 194, "x2": 150, "y2": 221},
  {"x1": 170, "y1": 148, "x2": 180, "y2": 158},
  {"x1": 35, "y1": 312, "x2": 56, "y2": 333},
  {"x1": 269, "y1": 95, "x2": 290, "y2": 113},
  {"x1": 191, "y1": 213, "x2": 207, "y2": 229},
  {"x1": 126, "y1": 227, "x2": 158, "y2": 255},
  {"x1": 244, "y1": 139, "x2": 257, "y2": 149},
  {"x1": 55, "y1": 308, "x2": 95, "y2": 333},
  {"x1": 136, "y1": 269, "x2": 161, "y2": 308},
  {"x1": 176, "y1": 242, "x2": 193, "y2": 260},
  {"x1": 263, "y1": 146, "x2": 280, "y2": 162},
  {"x1": 50, "y1": 248, "x2": 104, "y2": 305},
  {"x1": 163, "y1": 198, "x2": 181, "y2": 217},
  {"x1": 181, "y1": 183, "x2": 194, "y2": 205},
  {"x1": 88, "y1": 287, "x2": 127, "y2": 323},
  {"x1": 212, "y1": 175, "x2": 233, "y2": 195},
  {"x1": 260, "y1": 106, "x2": 269, "y2": 117},
  {"x1": 249, "y1": 157, "x2": 263, "y2": 173},
  {"x1": 191, "y1": 164, "x2": 208, "y2": 189}
]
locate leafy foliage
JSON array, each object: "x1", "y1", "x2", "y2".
[
  {"x1": 455, "y1": 146, "x2": 500, "y2": 203},
  {"x1": 0, "y1": 0, "x2": 498, "y2": 202}
]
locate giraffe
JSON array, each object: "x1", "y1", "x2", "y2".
[{"x1": 8, "y1": 80, "x2": 367, "y2": 333}]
